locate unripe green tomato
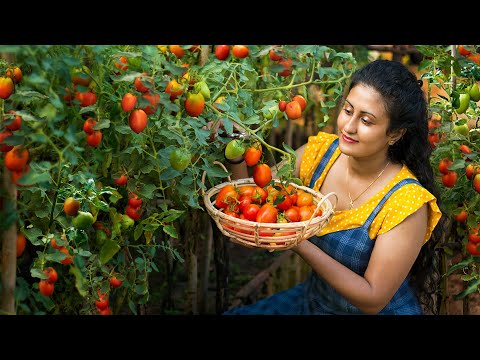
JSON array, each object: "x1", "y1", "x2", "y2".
[
  {"x1": 194, "y1": 81, "x2": 210, "y2": 99},
  {"x1": 453, "y1": 124, "x2": 469, "y2": 136},
  {"x1": 95, "y1": 230, "x2": 108, "y2": 247},
  {"x1": 469, "y1": 83, "x2": 480, "y2": 102},
  {"x1": 72, "y1": 211, "x2": 94, "y2": 230},
  {"x1": 225, "y1": 139, "x2": 246, "y2": 160},
  {"x1": 263, "y1": 105, "x2": 278, "y2": 120},
  {"x1": 170, "y1": 148, "x2": 191, "y2": 172},
  {"x1": 120, "y1": 214, "x2": 134, "y2": 229},
  {"x1": 456, "y1": 93, "x2": 470, "y2": 114}
]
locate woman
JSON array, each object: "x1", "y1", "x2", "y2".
[{"x1": 225, "y1": 60, "x2": 444, "y2": 315}]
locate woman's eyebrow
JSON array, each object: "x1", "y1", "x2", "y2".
[{"x1": 345, "y1": 99, "x2": 377, "y2": 119}]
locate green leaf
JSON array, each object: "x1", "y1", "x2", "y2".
[
  {"x1": 134, "y1": 224, "x2": 143, "y2": 241},
  {"x1": 23, "y1": 227, "x2": 43, "y2": 245},
  {"x1": 99, "y1": 240, "x2": 121, "y2": 265},
  {"x1": 69, "y1": 266, "x2": 88, "y2": 297},
  {"x1": 222, "y1": 117, "x2": 233, "y2": 134},
  {"x1": 446, "y1": 258, "x2": 474, "y2": 276},
  {"x1": 453, "y1": 278, "x2": 480, "y2": 300},
  {"x1": 135, "y1": 284, "x2": 148, "y2": 295},
  {"x1": 138, "y1": 184, "x2": 156, "y2": 199},
  {"x1": 417, "y1": 59, "x2": 432, "y2": 72},
  {"x1": 31, "y1": 268, "x2": 48, "y2": 280},
  {"x1": 161, "y1": 209, "x2": 184, "y2": 223},
  {"x1": 163, "y1": 224, "x2": 178, "y2": 239}
]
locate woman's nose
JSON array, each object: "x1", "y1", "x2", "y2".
[{"x1": 343, "y1": 116, "x2": 357, "y2": 134}]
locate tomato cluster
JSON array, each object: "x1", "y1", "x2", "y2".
[
  {"x1": 277, "y1": 94, "x2": 307, "y2": 120},
  {"x1": 214, "y1": 183, "x2": 322, "y2": 238},
  {"x1": 38, "y1": 267, "x2": 58, "y2": 297}
]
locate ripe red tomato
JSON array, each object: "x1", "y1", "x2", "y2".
[
  {"x1": 215, "y1": 185, "x2": 239, "y2": 209},
  {"x1": 95, "y1": 290, "x2": 109, "y2": 310},
  {"x1": 44, "y1": 267, "x2": 58, "y2": 283},
  {"x1": 242, "y1": 203, "x2": 261, "y2": 221},
  {"x1": 238, "y1": 195, "x2": 253, "y2": 213},
  {"x1": 59, "y1": 246, "x2": 74, "y2": 265},
  {"x1": 466, "y1": 241, "x2": 480, "y2": 256},
  {"x1": 298, "y1": 205, "x2": 314, "y2": 221},
  {"x1": 86, "y1": 130, "x2": 102, "y2": 147},
  {"x1": 253, "y1": 164, "x2": 272, "y2": 188},
  {"x1": 128, "y1": 193, "x2": 143, "y2": 208},
  {"x1": 232, "y1": 45, "x2": 249, "y2": 59},
  {"x1": 285, "y1": 207, "x2": 301, "y2": 222},
  {"x1": 77, "y1": 91, "x2": 97, "y2": 107},
  {"x1": 292, "y1": 95, "x2": 307, "y2": 111},
  {"x1": 134, "y1": 74, "x2": 152, "y2": 93},
  {"x1": 256, "y1": 204, "x2": 278, "y2": 223},
  {"x1": 6, "y1": 67, "x2": 22, "y2": 84},
  {"x1": 243, "y1": 143, "x2": 262, "y2": 167},
  {"x1": 438, "y1": 158, "x2": 452, "y2": 175},
  {"x1": 278, "y1": 59, "x2": 292, "y2": 77},
  {"x1": 126, "y1": 205, "x2": 142, "y2": 220},
  {"x1": 121, "y1": 93, "x2": 137, "y2": 112},
  {"x1": 468, "y1": 225, "x2": 480, "y2": 243},
  {"x1": 141, "y1": 93, "x2": 160, "y2": 115},
  {"x1": 474, "y1": 174, "x2": 480, "y2": 194},
  {"x1": 39, "y1": 280, "x2": 54, "y2": 297},
  {"x1": 285, "y1": 101, "x2": 302, "y2": 120},
  {"x1": 109, "y1": 274, "x2": 123, "y2": 288},
  {"x1": 238, "y1": 186, "x2": 256, "y2": 197},
  {"x1": 83, "y1": 118, "x2": 97, "y2": 134},
  {"x1": 215, "y1": 45, "x2": 230, "y2": 60},
  {"x1": 453, "y1": 210, "x2": 468, "y2": 222},
  {"x1": 17, "y1": 233, "x2": 26, "y2": 257},
  {"x1": 114, "y1": 56, "x2": 128, "y2": 71},
  {"x1": 458, "y1": 45, "x2": 472, "y2": 57},
  {"x1": 4, "y1": 110, "x2": 21, "y2": 131},
  {"x1": 169, "y1": 45, "x2": 185, "y2": 58},
  {"x1": 0, "y1": 76, "x2": 14, "y2": 99},
  {"x1": 64, "y1": 197, "x2": 80, "y2": 216},
  {"x1": 252, "y1": 186, "x2": 268, "y2": 204},
  {"x1": 71, "y1": 71, "x2": 90, "y2": 87},
  {"x1": 278, "y1": 100, "x2": 287, "y2": 112},
  {"x1": 428, "y1": 133, "x2": 439, "y2": 148},
  {"x1": 129, "y1": 109, "x2": 148, "y2": 134},
  {"x1": 114, "y1": 174, "x2": 128, "y2": 186},
  {"x1": 4, "y1": 146, "x2": 29, "y2": 172},
  {"x1": 0, "y1": 130, "x2": 13, "y2": 152},
  {"x1": 442, "y1": 171, "x2": 457, "y2": 188},
  {"x1": 269, "y1": 49, "x2": 283, "y2": 61},
  {"x1": 459, "y1": 144, "x2": 471, "y2": 154},
  {"x1": 184, "y1": 92, "x2": 205, "y2": 117},
  {"x1": 296, "y1": 192, "x2": 313, "y2": 207},
  {"x1": 276, "y1": 193, "x2": 293, "y2": 211}
]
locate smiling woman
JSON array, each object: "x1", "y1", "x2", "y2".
[{"x1": 225, "y1": 59, "x2": 445, "y2": 315}]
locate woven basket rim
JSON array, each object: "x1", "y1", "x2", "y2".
[{"x1": 203, "y1": 178, "x2": 337, "y2": 250}]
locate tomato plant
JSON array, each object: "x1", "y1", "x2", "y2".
[{"x1": 0, "y1": 45, "x2": 355, "y2": 315}]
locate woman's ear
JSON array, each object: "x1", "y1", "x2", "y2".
[{"x1": 388, "y1": 128, "x2": 407, "y2": 145}]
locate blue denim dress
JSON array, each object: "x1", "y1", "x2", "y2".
[{"x1": 224, "y1": 139, "x2": 423, "y2": 315}]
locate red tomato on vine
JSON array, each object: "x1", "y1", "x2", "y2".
[{"x1": 253, "y1": 164, "x2": 272, "y2": 188}]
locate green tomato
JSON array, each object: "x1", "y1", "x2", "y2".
[
  {"x1": 224, "y1": 139, "x2": 246, "y2": 160},
  {"x1": 455, "y1": 93, "x2": 470, "y2": 114},
  {"x1": 263, "y1": 105, "x2": 278, "y2": 120},
  {"x1": 194, "y1": 81, "x2": 210, "y2": 100},
  {"x1": 453, "y1": 124, "x2": 469, "y2": 136},
  {"x1": 469, "y1": 83, "x2": 480, "y2": 102},
  {"x1": 170, "y1": 148, "x2": 191, "y2": 172},
  {"x1": 72, "y1": 211, "x2": 94, "y2": 230},
  {"x1": 120, "y1": 214, "x2": 134, "y2": 230},
  {"x1": 95, "y1": 230, "x2": 108, "y2": 247}
]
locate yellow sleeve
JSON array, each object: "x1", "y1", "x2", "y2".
[
  {"x1": 299, "y1": 131, "x2": 338, "y2": 190},
  {"x1": 371, "y1": 183, "x2": 442, "y2": 244}
]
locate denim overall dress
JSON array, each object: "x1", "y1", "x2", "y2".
[{"x1": 224, "y1": 139, "x2": 423, "y2": 315}]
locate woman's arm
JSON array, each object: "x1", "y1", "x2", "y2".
[{"x1": 293, "y1": 203, "x2": 428, "y2": 314}]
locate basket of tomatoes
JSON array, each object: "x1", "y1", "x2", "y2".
[{"x1": 202, "y1": 164, "x2": 337, "y2": 251}]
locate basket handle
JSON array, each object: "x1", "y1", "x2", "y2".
[
  {"x1": 304, "y1": 191, "x2": 338, "y2": 228},
  {"x1": 201, "y1": 161, "x2": 231, "y2": 196}
]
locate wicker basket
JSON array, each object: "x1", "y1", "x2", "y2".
[{"x1": 202, "y1": 163, "x2": 337, "y2": 251}]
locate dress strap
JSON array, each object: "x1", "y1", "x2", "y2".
[
  {"x1": 363, "y1": 178, "x2": 421, "y2": 229},
  {"x1": 308, "y1": 138, "x2": 339, "y2": 189}
]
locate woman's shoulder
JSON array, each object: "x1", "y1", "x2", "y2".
[{"x1": 306, "y1": 131, "x2": 339, "y2": 146}]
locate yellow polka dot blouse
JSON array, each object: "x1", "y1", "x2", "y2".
[{"x1": 299, "y1": 132, "x2": 442, "y2": 244}]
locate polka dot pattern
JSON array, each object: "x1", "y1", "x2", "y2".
[{"x1": 300, "y1": 132, "x2": 442, "y2": 244}]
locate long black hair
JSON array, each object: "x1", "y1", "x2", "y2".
[{"x1": 349, "y1": 59, "x2": 446, "y2": 314}]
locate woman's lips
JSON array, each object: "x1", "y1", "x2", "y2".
[{"x1": 342, "y1": 134, "x2": 358, "y2": 143}]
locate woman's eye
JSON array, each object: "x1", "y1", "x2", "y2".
[
  {"x1": 361, "y1": 118, "x2": 371, "y2": 125},
  {"x1": 343, "y1": 108, "x2": 352, "y2": 115}
]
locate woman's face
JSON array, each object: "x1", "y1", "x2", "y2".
[{"x1": 337, "y1": 84, "x2": 391, "y2": 159}]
